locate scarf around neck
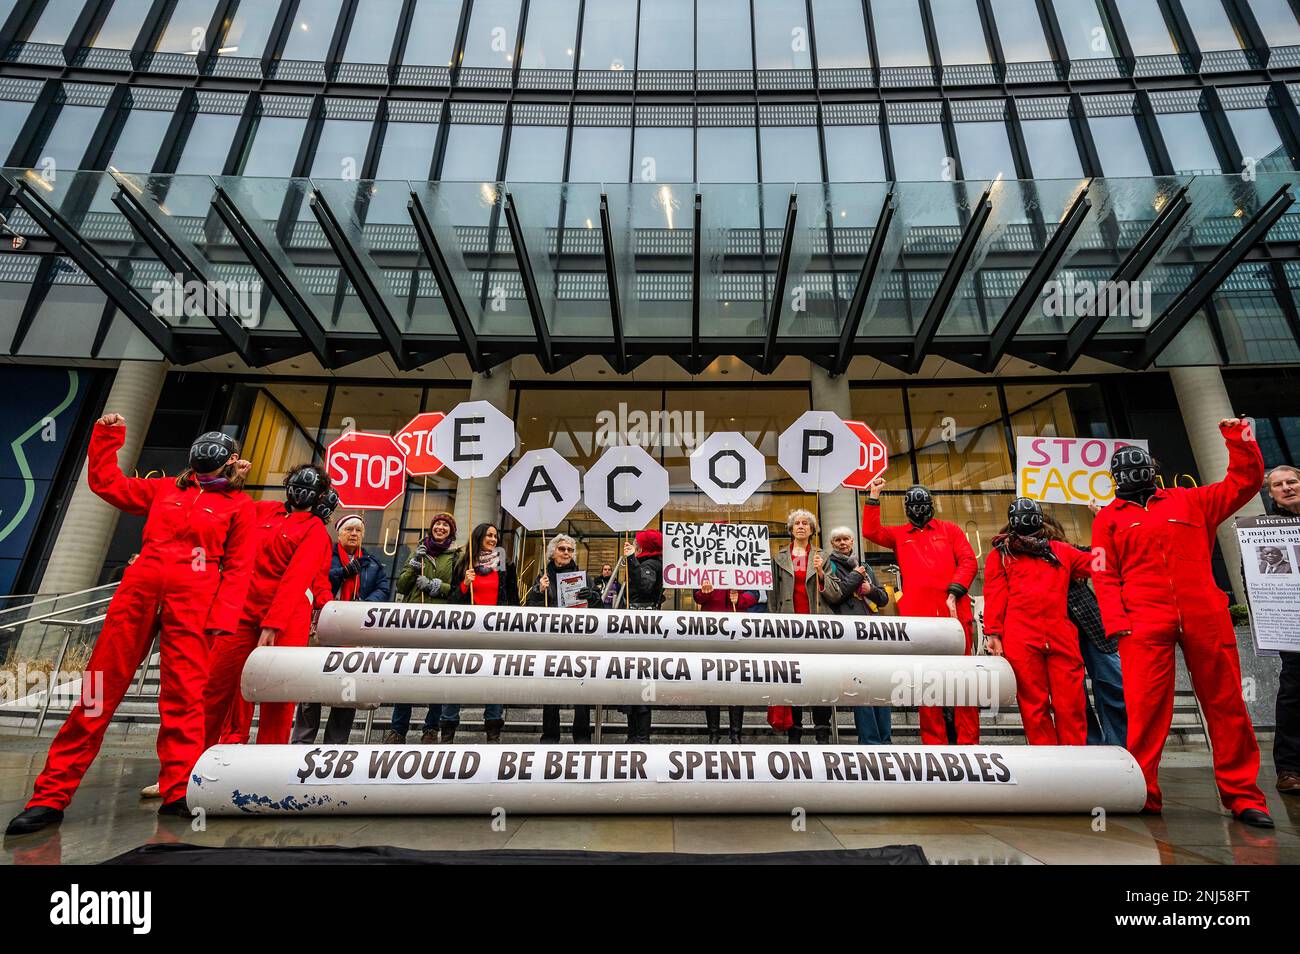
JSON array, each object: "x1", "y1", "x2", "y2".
[{"x1": 992, "y1": 532, "x2": 1059, "y2": 566}]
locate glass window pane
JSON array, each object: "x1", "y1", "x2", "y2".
[
  {"x1": 699, "y1": 128, "x2": 758, "y2": 183},
  {"x1": 1248, "y1": 0, "x2": 1300, "y2": 45},
  {"x1": 154, "y1": 0, "x2": 218, "y2": 54},
  {"x1": 633, "y1": 127, "x2": 693, "y2": 182},
  {"x1": 88, "y1": 0, "x2": 151, "y2": 48},
  {"x1": 567, "y1": 126, "x2": 630, "y2": 182},
  {"x1": 221, "y1": 1, "x2": 280, "y2": 58},
  {"x1": 1227, "y1": 108, "x2": 1292, "y2": 170},
  {"x1": 234, "y1": 382, "x2": 327, "y2": 488},
  {"x1": 0, "y1": 100, "x2": 35, "y2": 163},
  {"x1": 281, "y1": 0, "x2": 345, "y2": 60},
  {"x1": 989, "y1": 0, "x2": 1051, "y2": 60},
  {"x1": 638, "y1": 0, "x2": 693, "y2": 70},
  {"x1": 34, "y1": 105, "x2": 103, "y2": 171},
  {"x1": 104, "y1": 108, "x2": 170, "y2": 173},
  {"x1": 870, "y1": 0, "x2": 930, "y2": 67},
  {"x1": 1114, "y1": 0, "x2": 1179, "y2": 54},
  {"x1": 888, "y1": 122, "x2": 949, "y2": 180},
  {"x1": 578, "y1": 0, "x2": 635, "y2": 70},
  {"x1": 825, "y1": 125, "x2": 886, "y2": 181},
  {"x1": 506, "y1": 125, "x2": 565, "y2": 181},
  {"x1": 341, "y1": 0, "x2": 402, "y2": 62},
  {"x1": 403, "y1": 0, "x2": 462, "y2": 67},
  {"x1": 1020, "y1": 117, "x2": 1083, "y2": 178},
  {"x1": 375, "y1": 120, "x2": 439, "y2": 179},
  {"x1": 848, "y1": 388, "x2": 912, "y2": 497},
  {"x1": 239, "y1": 116, "x2": 307, "y2": 177},
  {"x1": 521, "y1": 0, "x2": 577, "y2": 69},
  {"x1": 1181, "y1": 0, "x2": 1244, "y2": 50},
  {"x1": 954, "y1": 121, "x2": 1017, "y2": 180},
  {"x1": 1051, "y1": 0, "x2": 1116, "y2": 58},
  {"x1": 463, "y1": 0, "x2": 521, "y2": 68},
  {"x1": 310, "y1": 118, "x2": 372, "y2": 178},
  {"x1": 760, "y1": 126, "x2": 821, "y2": 183},
  {"x1": 755, "y1": 0, "x2": 811, "y2": 70},
  {"x1": 810, "y1": 0, "x2": 870, "y2": 68},
  {"x1": 173, "y1": 111, "x2": 240, "y2": 174},
  {"x1": 1156, "y1": 111, "x2": 1222, "y2": 174},
  {"x1": 930, "y1": 0, "x2": 991, "y2": 64},
  {"x1": 440, "y1": 123, "x2": 503, "y2": 180},
  {"x1": 1087, "y1": 114, "x2": 1153, "y2": 175},
  {"x1": 25, "y1": 1, "x2": 84, "y2": 45},
  {"x1": 909, "y1": 385, "x2": 1013, "y2": 491}
]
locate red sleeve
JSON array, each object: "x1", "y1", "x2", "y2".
[
  {"x1": 1186, "y1": 423, "x2": 1265, "y2": 529},
  {"x1": 693, "y1": 588, "x2": 709, "y2": 605},
  {"x1": 981, "y1": 550, "x2": 1008, "y2": 636},
  {"x1": 203, "y1": 495, "x2": 256, "y2": 634},
  {"x1": 261, "y1": 523, "x2": 332, "y2": 633},
  {"x1": 1060, "y1": 543, "x2": 1092, "y2": 581},
  {"x1": 1089, "y1": 508, "x2": 1130, "y2": 637},
  {"x1": 861, "y1": 501, "x2": 898, "y2": 550},
  {"x1": 733, "y1": 590, "x2": 757, "y2": 611},
  {"x1": 947, "y1": 522, "x2": 978, "y2": 593},
  {"x1": 86, "y1": 421, "x2": 160, "y2": 515}
]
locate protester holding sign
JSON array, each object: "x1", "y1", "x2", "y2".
[
  {"x1": 1263, "y1": 464, "x2": 1300, "y2": 795},
  {"x1": 616, "y1": 530, "x2": 665, "y2": 742},
  {"x1": 389, "y1": 512, "x2": 461, "y2": 744},
  {"x1": 863, "y1": 479, "x2": 981, "y2": 745},
  {"x1": 445, "y1": 523, "x2": 515, "y2": 743},
  {"x1": 1092, "y1": 419, "x2": 1273, "y2": 827},
  {"x1": 820, "y1": 526, "x2": 893, "y2": 745},
  {"x1": 527, "y1": 534, "x2": 599, "y2": 743},
  {"x1": 982, "y1": 498, "x2": 1092, "y2": 746},
  {"x1": 769, "y1": 509, "x2": 835, "y2": 744},
  {"x1": 695, "y1": 582, "x2": 756, "y2": 743}
]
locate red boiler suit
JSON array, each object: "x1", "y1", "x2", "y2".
[
  {"x1": 1091, "y1": 424, "x2": 1266, "y2": 814},
  {"x1": 983, "y1": 541, "x2": 1092, "y2": 745},
  {"x1": 693, "y1": 588, "x2": 757, "y2": 613},
  {"x1": 205, "y1": 500, "x2": 333, "y2": 747},
  {"x1": 862, "y1": 502, "x2": 980, "y2": 743},
  {"x1": 27, "y1": 422, "x2": 254, "y2": 809}
]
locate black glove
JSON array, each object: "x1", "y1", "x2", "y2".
[{"x1": 342, "y1": 559, "x2": 363, "y2": 579}]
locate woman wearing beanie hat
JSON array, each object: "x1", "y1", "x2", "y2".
[{"x1": 389, "y1": 512, "x2": 462, "y2": 743}]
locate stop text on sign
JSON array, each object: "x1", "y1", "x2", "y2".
[{"x1": 326, "y1": 431, "x2": 408, "y2": 510}]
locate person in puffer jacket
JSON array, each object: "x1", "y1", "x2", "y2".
[{"x1": 618, "y1": 529, "x2": 664, "y2": 742}]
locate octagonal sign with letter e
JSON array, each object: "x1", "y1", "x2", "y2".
[
  {"x1": 395, "y1": 411, "x2": 446, "y2": 477},
  {"x1": 777, "y1": 410, "x2": 860, "y2": 493},
  {"x1": 841, "y1": 420, "x2": 890, "y2": 490},
  {"x1": 690, "y1": 431, "x2": 766, "y2": 506},
  {"x1": 326, "y1": 431, "x2": 408, "y2": 511},
  {"x1": 429, "y1": 400, "x2": 516, "y2": 479},
  {"x1": 500, "y1": 448, "x2": 582, "y2": 531},
  {"x1": 584, "y1": 444, "x2": 670, "y2": 532}
]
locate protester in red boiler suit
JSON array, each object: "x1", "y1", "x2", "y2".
[
  {"x1": 983, "y1": 497, "x2": 1092, "y2": 745},
  {"x1": 695, "y1": 582, "x2": 756, "y2": 743},
  {"x1": 1092, "y1": 419, "x2": 1273, "y2": 828},
  {"x1": 7, "y1": 415, "x2": 255, "y2": 835},
  {"x1": 863, "y1": 477, "x2": 980, "y2": 744},
  {"x1": 204, "y1": 471, "x2": 338, "y2": 748}
]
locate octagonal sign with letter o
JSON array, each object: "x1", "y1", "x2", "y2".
[
  {"x1": 777, "y1": 410, "x2": 860, "y2": 493},
  {"x1": 429, "y1": 400, "x2": 515, "y2": 479},
  {"x1": 689, "y1": 431, "x2": 766, "y2": 506},
  {"x1": 500, "y1": 448, "x2": 582, "y2": 531},
  {"x1": 584, "y1": 444, "x2": 670, "y2": 533}
]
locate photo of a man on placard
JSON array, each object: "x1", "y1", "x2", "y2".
[{"x1": 1258, "y1": 545, "x2": 1293, "y2": 574}]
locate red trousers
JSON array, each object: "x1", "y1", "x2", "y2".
[
  {"x1": 1121, "y1": 615, "x2": 1266, "y2": 814},
  {"x1": 1003, "y1": 638, "x2": 1086, "y2": 745},
  {"x1": 904, "y1": 595, "x2": 980, "y2": 745},
  {"x1": 205, "y1": 620, "x2": 306, "y2": 747},
  {"x1": 29, "y1": 562, "x2": 215, "y2": 809}
]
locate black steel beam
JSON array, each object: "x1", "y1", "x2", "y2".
[
  {"x1": 979, "y1": 185, "x2": 1092, "y2": 373},
  {"x1": 906, "y1": 186, "x2": 994, "y2": 374},
  {"x1": 598, "y1": 192, "x2": 627, "y2": 374},
  {"x1": 832, "y1": 191, "x2": 894, "y2": 376},
  {"x1": 12, "y1": 179, "x2": 177, "y2": 361},
  {"x1": 408, "y1": 189, "x2": 482, "y2": 372},
  {"x1": 1137, "y1": 184, "x2": 1295, "y2": 367},
  {"x1": 309, "y1": 187, "x2": 413, "y2": 370},
  {"x1": 210, "y1": 183, "x2": 330, "y2": 365},
  {"x1": 1057, "y1": 182, "x2": 1191, "y2": 370},
  {"x1": 689, "y1": 192, "x2": 703, "y2": 373},
  {"x1": 760, "y1": 192, "x2": 799, "y2": 374},
  {"x1": 503, "y1": 191, "x2": 555, "y2": 374}
]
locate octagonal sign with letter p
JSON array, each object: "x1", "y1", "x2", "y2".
[
  {"x1": 777, "y1": 410, "x2": 860, "y2": 493},
  {"x1": 584, "y1": 444, "x2": 670, "y2": 533},
  {"x1": 429, "y1": 400, "x2": 515, "y2": 479},
  {"x1": 326, "y1": 431, "x2": 408, "y2": 511},
  {"x1": 690, "y1": 431, "x2": 766, "y2": 506},
  {"x1": 500, "y1": 448, "x2": 582, "y2": 531}
]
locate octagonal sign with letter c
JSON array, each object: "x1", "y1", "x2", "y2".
[
  {"x1": 326, "y1": 431, "x2": 408, "y2": 511},
  {"x1": 689, "y1": 431, "x2": 766, "y2": 506},
  {"x1": 584, "y1": 444, "x2": 670, "y2": 533}
]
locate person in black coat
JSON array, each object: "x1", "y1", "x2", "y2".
[
  {"x1": 616, "y1": 529, "x2": 664, "y2": 742},
  {"x1": 821, "y1": 526, "x2": 891, "y2": 744}
]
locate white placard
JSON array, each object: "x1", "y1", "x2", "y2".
[
  {"x1": 662, "y1": 521, "x2": 773, "y2": 590},
  {"x1": 500, "y1": 448, "x2": 581, "y2": 530},
  {"x1": 556, "y1": 570, "x2": 589, "y2": 608},
  {"x1": 777, "y1": 410, "x2": 861, "y2": 493},
  {"x1": 1236, "y1": 514, "x2": 1300, "y2": 654},
  {"x1": 429, "y1": 400, "x2": 515, "y2": 479},
  {"x1": 1016, "y1": 436, "x2": 1149, "y2": 506}
]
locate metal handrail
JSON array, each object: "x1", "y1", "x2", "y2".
[
  {"x1": 0, "y1": 594, "x2": 116, "y2": 634},
  {"x1": 0, "y1": 582, "x2": 118, "y2": 624},
  {"x1": 34, "y1": 615, "x2": 107, "y2": 737}
]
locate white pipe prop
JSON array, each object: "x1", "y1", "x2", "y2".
[
  {"x1": 188, "y1": 744, "x2": 1146, "y2": 815},
  {"x1": 314, "y1": 601, "x2": 966, "y2": 656},
  {"x1": 241, "y1": 646, "x2": 1014, "y2": 708}
]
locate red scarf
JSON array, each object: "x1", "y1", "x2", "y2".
[{"x1": 338, "y1": 544, "x2": 363, "y2": 601}]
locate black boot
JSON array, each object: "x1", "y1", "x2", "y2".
[
  {"x1": 439, "y1": 720, "x2": 458, "y2": 743},
  {"x1": 1234, "y1": 808, "x2": 1275, "y2": 829},
  {"x1": 6, "y1": 806, "x2": 63, "y2": 835},
  {"x1": 787, "y1": 729, "x2": 802, "y2": 745},
  {"x1": 158, "y1": 798, "x2": 190, "y2": 817},
  {"x1": 704, "y1": 706, "x2": 721, "y2": 744},
  {"x1": 485, "y1": 718, "x2": 504, "y2": 743},
  {"x1": 815, "y1": 727, "x2": 831, "y2": 745},
  {"x1": 728, "y1": 706, "x2": 744, "y2": 744}
]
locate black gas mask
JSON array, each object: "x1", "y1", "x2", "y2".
[
  {"x1": 285, "y1": 466, "x2": 330, "y2": 511},
  {"x1": 903, "y1": 485, "x2": 934, "y2": 528},
  {"x1": 1007, "y1": 496, "x2": 1044, "y2": 536},
  {"x1": 1110, "y1": 445, "x2": 1157, "y2": 506},
  {"x1": 311, "y1": 489, "x2": 340, "y2": 524},
  {"x1": 189, "y1": 431, "x2": 238, "y2": 474}
]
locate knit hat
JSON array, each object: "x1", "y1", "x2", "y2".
[
  {"x1": 335, "y1": 513, "x2": 365, "y2": 533},
  {"x1": 429, "y1": 511, "x2": 457, "y2": 539}
]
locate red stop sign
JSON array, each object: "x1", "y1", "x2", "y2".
[
  {"x1": 841, "y1": 420, "x2": 889, "y2": 490},
  {"x1": 395, "y1": 411, "x2": 446, "y2": 476},
  {"x1": 326, "y1": 431, "x2": 408, "y2": 510}
]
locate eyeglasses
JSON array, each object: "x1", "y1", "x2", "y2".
[{"x1": 554, "y1": 546, "x2": 574, "y2": 552}]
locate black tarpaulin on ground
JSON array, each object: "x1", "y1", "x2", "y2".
[{"x1": 103, "y1": 842, "x2": 927, "y2": 865}]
